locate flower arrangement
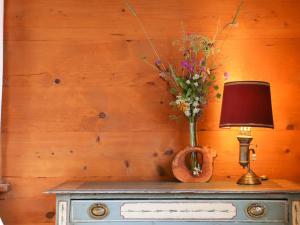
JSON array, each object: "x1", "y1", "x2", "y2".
[
  {"x1": 126, "y1": 1, "x2": 242, "y2": 176},
  {"x1": 154, "y1": 34, "x2": 221, "y2": 121}
]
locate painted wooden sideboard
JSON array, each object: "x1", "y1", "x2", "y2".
[{"x1": 47, "y1": 180, "x2": 300, "y2": 225}]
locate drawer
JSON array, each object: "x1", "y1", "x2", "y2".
[{"x1": 70, "y1": 200, "x2": 288, "y2": 223}]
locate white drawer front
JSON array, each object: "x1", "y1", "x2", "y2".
[{"x1": 121, "y1": 202, "x2": 236, "y2": 220}]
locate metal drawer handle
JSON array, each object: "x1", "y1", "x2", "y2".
[
  {"x1": 246, "y1": 203, "x2": 266, "y2": 218},
  {"x1": 88, "y1": 203, "x2": 109, "y2": 219}
]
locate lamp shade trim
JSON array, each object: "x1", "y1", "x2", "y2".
[
  {"x1": 224, "y1": 81, "x2": 270, "y2": 86},
  {"x1": 219, "y1": 123, "x2": 274, "y2": 128}
]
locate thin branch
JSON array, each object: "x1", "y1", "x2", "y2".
[
  {"x1": 212, "y1": 17, "x2": 221, "y2": 43},
  {"x1": 124, "y1": 0, "x2": 167, "y2": 71},
  {"x1": 216, "y1": 0, "x2": 244, "y2": 53},
  {"x1": 142, "y1": 57, "x2": 161, "y2": 71},
  {"x1": 223, "y1": 0, "x2": 244, "y2": 31}
]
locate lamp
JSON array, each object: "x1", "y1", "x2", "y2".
[{"x1": 219, "y1": 81, "x2": 274, "y2": 185}]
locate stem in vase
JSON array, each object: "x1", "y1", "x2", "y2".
[
  {"x1": 189, "y1": 116, "x2": 202, "y2": 176},
  {"x1": 189, "y1": 117, "x2": 197, "y2": 147}
]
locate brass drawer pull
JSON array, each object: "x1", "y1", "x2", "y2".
[
  {"x1": 246, "y1": 203, "x2": 266, "y2": 219},
  {"x1": 88, "y1": 203, "x2": 109, "y2": 219}
]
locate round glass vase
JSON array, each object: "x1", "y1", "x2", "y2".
[{"x1": 188, "y1": 117, "x2": 202, "y2": 176}]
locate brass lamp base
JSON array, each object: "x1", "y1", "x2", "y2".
[{"x1": 237, "y1": 170, "x2": 261, "y2": 185}]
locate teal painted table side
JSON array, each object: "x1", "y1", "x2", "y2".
[{"x1": 47, "y1": 180, "x2": 300, "y2": 225}]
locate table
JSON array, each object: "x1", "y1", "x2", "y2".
[{"x1": 47, "y1": 180, "x2": 300, "y2": 225}]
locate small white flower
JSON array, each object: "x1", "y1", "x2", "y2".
[
  {"x1": 195, "y1": 97, "x2": 200, "y2": 101},
  {"x1": 194, "y1": 82, "x2": 199, "y2": 87},
  {"x1": 193, "y1": 74, "x2": 200, "y2": 80},
  {"x1": 192, "y1": 166, "x2": 202, "y2": 176},
  {"x1": 193, "y1": 170, "x2": 198, "y2": 176},
  {"x1": 186, "y1": 80, "x2": 191, "y2": 84},
  {"x1": 193, "y1": 108, "x2": 200, "y2": 114},
  {"x1": 184, "y1": 110, "x2": 191, "y2": 117},
  {"x1": 193, "y1": 101, "x2": 199, "y2": 107}
]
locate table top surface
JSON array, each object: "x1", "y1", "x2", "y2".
[{"x1": 46, "y1": 179, "x2": 300, "y2": 194}]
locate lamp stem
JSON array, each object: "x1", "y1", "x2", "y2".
[{"x1": 237, "y1": 134, "x2": 261, "y2": 185}]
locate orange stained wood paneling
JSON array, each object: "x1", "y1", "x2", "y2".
[{"x1": 1, "y1": 0, "x2": 300, "y2": 224}]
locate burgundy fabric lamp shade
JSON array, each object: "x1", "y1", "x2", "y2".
[{"x1": 219, "y1": 81, "x2": 274, "y2": 128}]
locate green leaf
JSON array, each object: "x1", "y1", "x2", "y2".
[
  {"x1": 216, "y1": 93, "x2": 222, "y2": 99},
  {"x1": 213, "y1": 85, "x2": 219, "y2": 90},
  {"x1": 176, "y1": 77, "x2": 187, "y2": 89},
  {"x1": 170, "y1": 87, "x2": 177, "y2": 95},
  {"x1": 186, "y1": 88, "x2": 192, "y2": 97}
]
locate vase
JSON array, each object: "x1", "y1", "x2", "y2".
[
  {"x1": 172, "y1": 116, "x2": 217, "y2": 183},
  {"x1": 188, "y1": 117, "x2": 202, "y2": 176}
]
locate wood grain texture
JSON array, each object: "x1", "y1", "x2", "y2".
[
  {"x1": 0, "y1": 183, "x2": 9, "y2": 192},
  {"x1": 1, "y1": 0, "x2": 300, "y2": 224},
  {"x1": 293, "y1": 201, "x2": 300, "y2": 225}
]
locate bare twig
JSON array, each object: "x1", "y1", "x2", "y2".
[
  {"x1": 125, "y1": 0, "x2": 167, "y2": 71},
  {"x1": 223, "y1": 0, "x2": 244, "y2": 31}
]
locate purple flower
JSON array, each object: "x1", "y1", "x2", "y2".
[
  {"x1": 181, "y1": 60, "x2": 195, "y2": 72},
  {"x1": 224, "y1": 72, "x2": 230, "y2": 80},
  {"x1": 188, "y1": 64, "x2": 194, "y2": 72},
  {"x1": 155, "y1": 59, "x2": 161, "y2": 66},
  {"x1": 181, "y1": 60, "x2": 189, "y2": 68}
]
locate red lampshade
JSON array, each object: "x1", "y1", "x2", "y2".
[{"x1": 219, "y1": 81, "x2": 274, "y2": 128}]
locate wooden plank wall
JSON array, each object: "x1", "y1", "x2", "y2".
[{"x1": 0, "y1": 0, "x2": 300, "y2": 224}]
